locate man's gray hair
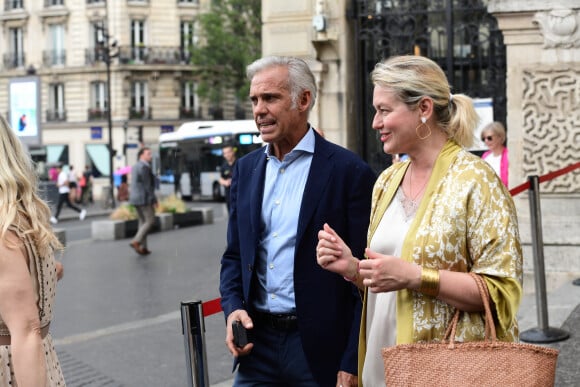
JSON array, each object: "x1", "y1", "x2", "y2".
[{"x1": 247, "y1": 56, "x2": 317, "y2": 112}]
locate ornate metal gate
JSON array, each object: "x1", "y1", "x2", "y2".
[{"x1": 351, "y1": 0, "x2": 507, "y2": 173}]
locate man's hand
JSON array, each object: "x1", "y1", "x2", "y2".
[
  {"x1": 336, "y1": 370, "x2": 358, "y2": 387},
  {"x1": 225, "y1": 309, "x2": 254, "y2": 357}
]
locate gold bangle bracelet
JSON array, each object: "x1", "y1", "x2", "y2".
[{"x1": 419, "y1": 267, "x2": 440, "y2": 297}]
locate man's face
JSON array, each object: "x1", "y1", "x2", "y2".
[
  {"x1": 141, "y1": 149, "x2": 152, "y2": 162},
  {"x1": 249, "y1": 65, "x2": 307, "y2": 146},
  {"x1": 222, "y1": 147, "x2": 236, "y2": 163}
]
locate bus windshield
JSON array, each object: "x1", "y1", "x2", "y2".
[{"x1": 159, "y1": 120, "x2": 263, "y2": 200}]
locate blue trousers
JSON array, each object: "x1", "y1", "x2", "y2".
[{"x1": 234, "y1": 324, "x2": 319, "y2": 386}]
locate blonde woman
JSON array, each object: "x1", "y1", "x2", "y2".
[
  {"x1": 316, "y1": 56, "x2": 522, "y2": 386},
  {"x1": 0, "y1": 115, "x2": 66, "y2": 386}
]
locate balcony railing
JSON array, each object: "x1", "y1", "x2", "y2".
[
  {"x1": 118, "y1": 46, "x2": 191, "y2": 65},
  {"x1": 43, "y1": 50, "x2": 66, "y2": 66},
  {"x1": 129, "y1": 106, "x2": 152, "y2": 119},
  {"x1": 88, "y1": 108, "x2": 109, "y2": 121},
  {"x1": 46, "y1": 109, "x2": 67, "y2": 122},
  {"x1": 4, "y1": 0, "x2": 23, "y2": 10},
  {"x1": 179, "y1": 106, "x2": 201, "y2": 119},
  {"x1": 44, "y1": 0, "x2": 64, "y2": 6},
  {"x1": 3, "y1": 52, "x2": 25, "y2": 69}
]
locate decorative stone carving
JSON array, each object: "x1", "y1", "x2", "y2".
[
  {"x1": 522, "y1": 67, "x2": 580, "y2": 193},
  {"x1": 533, "y1": 9, "x2": 580, "y2": 48}
]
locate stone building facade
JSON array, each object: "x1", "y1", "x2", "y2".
[{"x1": 0, "y1": 0, "x2": 244, "y2": 198}]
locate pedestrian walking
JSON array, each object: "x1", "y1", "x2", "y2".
[
  {"x1": 50, "y1": 165, "x2": 86, "y2": 224},
  {"x1": 129, "y1": 147, "x2": 157, "y2": 255}
]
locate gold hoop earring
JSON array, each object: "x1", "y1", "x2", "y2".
[{"x1": 415, "y1": 117, "x2": 432, "y2": 140}]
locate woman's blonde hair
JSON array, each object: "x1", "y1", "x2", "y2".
[
  {"x1": 0, "y1": 114, "x2": 62, "y2": 257},
  {"x1": 371, "y1": 55, "x2": 479, "y2": 148}
]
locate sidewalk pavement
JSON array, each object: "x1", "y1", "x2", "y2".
[{"x1": 49, "y1": 202, "x2": 112, "y2": 223}]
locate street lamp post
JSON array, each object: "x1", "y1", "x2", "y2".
[{"x1": 97, "y1": 22, "x2": 118, "y2": 209}]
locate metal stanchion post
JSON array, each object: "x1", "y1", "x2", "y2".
[
  {"x1": 181, "y1": 300, "x2": 210, "y2": 387},
  {"x1": 520, "y1": 175, "x2": 569, "y2": 343}
]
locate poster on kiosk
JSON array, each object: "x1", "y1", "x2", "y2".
[{"x1": 9, "y1": 77, "x2": 41, "y2": 146}]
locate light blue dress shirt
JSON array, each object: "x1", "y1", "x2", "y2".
[{"x1": 253, "y1": 128, "x2": 315, "y2": 314}]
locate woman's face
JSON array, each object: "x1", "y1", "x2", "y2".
[
  {"x1": 481, "y1": 130, "x2": 503, "y2": 152},
  {"x1": 371, "y1": 85, "x2": 420, "y2": 156}
]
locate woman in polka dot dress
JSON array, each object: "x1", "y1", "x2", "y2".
[{"x1": 0, "y1": 115, "x2": 66, "y2": 386}]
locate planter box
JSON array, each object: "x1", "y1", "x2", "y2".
[
  {"x1": 172, "y1": 211, "x2": 203, "y2": 228},
  {"x1": 90, "y1": 208, "x2": 213, "y2": 240}
]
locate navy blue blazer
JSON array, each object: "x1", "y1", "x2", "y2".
[{"x1": 220, "y1": 131, "x2": 375, "y2": 386}]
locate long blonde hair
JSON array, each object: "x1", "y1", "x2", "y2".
[
  {"x1": 0, "y1": 114, "x2": 63, "y2": 257},
  {"x1": 371, "y1": 55, "x2": 479, "y2": 148}
]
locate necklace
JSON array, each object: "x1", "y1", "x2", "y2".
[{"x1": 400, "y1": 164, "x2": 429, "y2": 219}]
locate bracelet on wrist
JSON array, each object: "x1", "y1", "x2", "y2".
[
  {"x1": 419, "y1": 267, "x2": 440, "y2": 297},
  {"x1": 344, "y1": 260, "x2": 361, "y2": 282}
]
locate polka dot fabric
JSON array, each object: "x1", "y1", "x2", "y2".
[{"x1": 0, "y1": 227, "x2": 66, "y2": 386}]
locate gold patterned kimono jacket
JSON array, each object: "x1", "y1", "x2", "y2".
[{"x1": 357, "y1": 140, "x2": 523, "y2": 383}]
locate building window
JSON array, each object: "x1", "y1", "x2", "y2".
[
  {"x1": 47, "y1": 24, "x2": 66, "y2": 66},
  {"x1": 178, "y1": 0, "x2": 198, "y2": 3},
  {"x1": 47, "y1": 83, "x2": 66, "y2": 121},
  {"x1": 180, "y1": 81, "x2": 197, "y2": 118},
  {"x1": 89, "y1": 81, "x2": 108, "y2": 120},
  {"x1": 45, "y1": 0, "x2": 64, "y2": 6},
  {"x1": 6, "y1": 27, "x2": 24, "y2": 69},
  {"x1": 180, "y1": 21, "x2": 197, "y2": 62},
  {"x1": 130, "y1": 81, "x2": 148, "y2": 118},
  {"x1": 131, "y1": 20, "x2": 146, "y2": 62}
]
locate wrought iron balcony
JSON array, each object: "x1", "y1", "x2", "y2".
[
  {"x1": 129, "y1": 106, "x2": 152, "y2": 119},
  {"x1": 179, "y1": 106, "x2": 201, "y2": 119},
  {"x1": 3, "y1": 52, "x2": 25, "y2": 69},
  {"x1": 43, "y1": 50, "x2": 67, "y2": 66},
  {"x1": 44, "y1": 0, "x2": 64, "y2": 6},
  {"x1": 46, "y1": 109, "x2": 67, "y2": 122},
  {"x1": 4, "y1": 0, "x2": 23, "y2": 10},
  {"x1": 88, "y1": 108, "x2": 109, "y2": 121},
  {"x1": 117, "y1": 45, "x2": 188, "y2": 65}
]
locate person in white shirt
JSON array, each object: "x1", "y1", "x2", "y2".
[{"x1": 50, "y1": 165, "x2": 86, "y2": 224}]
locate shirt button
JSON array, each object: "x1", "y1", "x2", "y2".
[
  {"x1": 275, "y1": 200, "x2": 280, "y2": 205},
  {"x1": 280, "y1": 168, "x2": 285, "y2": 174},
  {"x1": 270, "y1": 294, "x2": 276, "y2": 299},
  {"x1": 269, "y1": 264, "x2": 274, "y2": 269},
  {"x1": 272, "y1": 232, "x2": 278, "y2": 237}
]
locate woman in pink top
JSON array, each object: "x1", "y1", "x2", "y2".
[{"x1": 481, "y1": 121, "x2": 509, "y2": 187}]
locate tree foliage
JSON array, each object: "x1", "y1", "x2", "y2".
[{"x1": 191, "y1": 0, "x2": 261, "y2": 109}]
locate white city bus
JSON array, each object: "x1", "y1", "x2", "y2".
[{"x1": 158, "y1": 120, "x2": 263, "y2": 200}]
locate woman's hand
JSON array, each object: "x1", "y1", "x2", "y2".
[
  {"x1": 317, "y1": 223, "x2": 357, "y2": 278},
  {"x1": 358, "y1": 248, "x2": 421, "y2": 293}
]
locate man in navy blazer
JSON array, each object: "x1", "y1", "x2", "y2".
[{"x1": 220, "y1": 56, "x2": 375, "y2": 386}]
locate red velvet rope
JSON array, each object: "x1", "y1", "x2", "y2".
[
  {"x1": 509, "y1": 161, "x2": 580, "y2": 197},
  {"x1": 201, "y1": 161, "x2": 580, "y2": 317}
]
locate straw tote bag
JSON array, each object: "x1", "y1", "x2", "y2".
[{"x1": 381, "y1": 273, "x2": 559, "y2": 387}]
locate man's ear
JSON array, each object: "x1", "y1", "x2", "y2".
[{"x1": 297, "y1": 90, "x2": 312, "y2": 112}]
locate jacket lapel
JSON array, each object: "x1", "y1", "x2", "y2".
[{"x1": 296, "y1": 136, "x2": 333, "y2": 244}]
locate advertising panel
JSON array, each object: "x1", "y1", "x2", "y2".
[{"x1": 9, "y1": 77, "x2": 41, "y2": 146}]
